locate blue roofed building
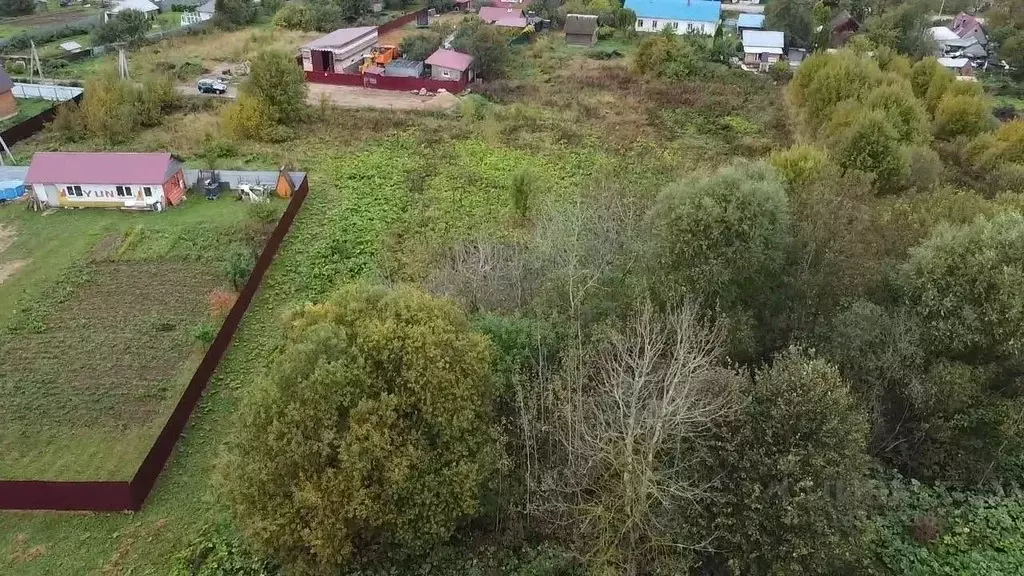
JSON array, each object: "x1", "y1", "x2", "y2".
[
  {"x1": 624, "y1": 0, "x2": 722, "y2": 35},
  {"x1": 736, "y1": 13, "x2": 764, "y2": 30}
]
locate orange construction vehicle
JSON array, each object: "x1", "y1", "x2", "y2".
[{"x1": 359, "y1": 45, "x2": 399, "y2": 73}]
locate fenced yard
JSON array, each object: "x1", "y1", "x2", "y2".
[{"x1": 0, "y1": 197, "x2": 282, "y2": 481}]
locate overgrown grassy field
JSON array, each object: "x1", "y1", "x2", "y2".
[
  {"x1": 0, "y1": 31, "x2": 786, "y2": 574},
  {"x1": 0, "y1": 98, "x2": 52, "y2": 131},
  {"x1": 52, "y1": 25, "x2": 320, "y2": 80},
  {"x1": 0, "y1": 198, "x2": 266, "y2": 481}
]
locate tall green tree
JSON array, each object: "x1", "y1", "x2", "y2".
[
  {"x1": 214, "y1": 0, "x2": 258, "y2": 27},
  {"x1": 451, "y1": 18, "x2": 512, "y2": 79},
  {"x1": 864, "y1": 1, "x2": 936, "y2": 59},
  {"x1": 828, "y1": 108, "x2": 909, "y2": 192},
  {"x1": 900, "y1": 212, "x2": 1024, "y2": 359},
  {"x1": 220, "y1": 284, "x2": 498, "y2": 574},
  {"x1": 0, "y1": 0, "x2": 33, "y2": 16},
  {"x1": 933, "y1": 94, "x2": 995, "y2": 141},
  {"x1": 648, "y1": 160, "x2": 791, "y2": 313},
  {"x1": 704, "y1": 349, "x2": 872, "y2": 576},
  {"x1": 241, "y1": 49, "x2": 308, "y2": 125},
  {"x1": 765, "y1": 0, "x2": 815, "y2": 48}
]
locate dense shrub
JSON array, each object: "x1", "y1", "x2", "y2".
[
  {"x1": 220, "y1": 284, "x2": 497, "y2": 573},
  {"x1": 933, "y1": 94, "x2": 996, "y2": 141},
  {"x1": 900, "y1": 212, "x2": 1024, "y2": 359},
  {"x1": 0, "y1": 0, "x2": 33, "y2": 16},
  {"x1": 704, "y1": 349, "x2": 872, "y2": 575},
  {"x1": 272, "y1": 1, "x2": 314, "y2": 30},
  {"x1": 648, "y1": 160, "x2": 790, "y2": 313},
  {"x1": 452, "y1": 19, "x2": 511, "y2": 79},
  {"x1": 52, "y1": 70, "x2": 178, "y2": 144},
  {"x1": 827, "y1": 108, "x2": 910, "y2": 193},
  {"x1": 93, "y1": 9, "x2": 151, "y2": 45}
]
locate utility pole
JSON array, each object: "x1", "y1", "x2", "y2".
[
  {"x1": 117, "y1": 45, "x2": 130, "y2": 80},
  {"x1": 28, "y1": 41, "x2": 45, "y2": 82}
]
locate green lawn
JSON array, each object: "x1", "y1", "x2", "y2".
[
  {"x1": 0, "y1": 5, "x2": 99, "y2": 38},
  {"x1": 0, "y1": 198, "x2": 270, "y2": 481},
  {"x1": 0, "y1": 98, "x2": 53, "y2": 131}
]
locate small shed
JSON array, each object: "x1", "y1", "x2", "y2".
[
  {"x1": 0, "y1": 67, "x2": 16, "y2": 121},
  {"x1": 25, "y1": 152, "x2": 186, "y2": 211},
  {"x1": 301, "y1": 26, "x2": 379, "y2": 74},
  {"x1": 736, "y1": 13, "x2": 764, "y2": 31},
  {"x1": 564, "y1": 14, "x2": 599, "y2": 46},
  {"x1": 425, "y1": 48, "x2": 474, "y2": 84},
  {"x1": 742, "y1": 30, "x2": 784, "y2": 70},
  {"x1": 384, "y1": 59, "x2": 424, "y2": 78}
]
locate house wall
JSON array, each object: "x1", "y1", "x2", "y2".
[
  {"x1": 634, "y1": 18, "x2": 718, "y2": 35},
  {"x1": 743, "y1": 51, "x2": 781, "y2": 65},
  {"x1": 163, "y1": 169, "x2": 187, "y2": 206},
  {"x1": 0, "y1": 90, "x2": 17, "y2": 120},
  {"x1": 33, "y1": 182, "x2": 168, "y2": 209},
  {"x1": 430, "y1": 64, "x2": 466, "y2": 82},
  {"x1": 566, "y1": 32, "x2": 597, "y2": 46}
]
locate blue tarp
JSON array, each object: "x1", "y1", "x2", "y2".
[{"x1": 0, "y1": 180, "x2": 26, "y2": 201}]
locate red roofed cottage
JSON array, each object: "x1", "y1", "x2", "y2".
[
  {"x1": 424, "y1": 49, "x2": 475, "y2": 86},
  {"x1": 25, "y1": 152, "x2": 186, "y2": 211}
]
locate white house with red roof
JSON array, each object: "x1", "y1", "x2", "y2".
[
  {"x1": 25, "y1": 152, "x2": 186, "y2": 211},
  {"x1": 425, "y1": 49, "x2": 475, "y2": 84}
]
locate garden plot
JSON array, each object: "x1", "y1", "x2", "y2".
[{"x1": 0, "y1": 198, "x2": 266, "y2": 481}]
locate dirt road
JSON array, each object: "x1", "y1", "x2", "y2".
[
  {"x1": 175, "y1": 84, "x2": 239, "y2": 99},
  {"x1": 306, "y1": 83, "x2": 459, "y2": 111}
]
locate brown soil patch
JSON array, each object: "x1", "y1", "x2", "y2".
[
  {"x1": 0, "y1": 261, "x2": 223, "y2": 427},
  {"x1": 8, "y1": 534, "x2": 45, "y2": 564},
  {"x1": 307, "y1": 82, "x2": 460, "y2": 111},
  {"x1": 0, "y1": 224, "x2": 14, "y2": 253},
  {"x1": 0, "y1": 259, "x2": 27, "y2": 284}
]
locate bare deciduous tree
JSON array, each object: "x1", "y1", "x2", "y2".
[{"x1": 536, "y1": 301, "x2": 742, "y2": 575}]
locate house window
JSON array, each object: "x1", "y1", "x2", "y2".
[
  {"x1": 69, "y1": 185, "x2": 83, "y2": 197},
  {"x1": 670, "y1": 21, "x2": 678, "y2": 30},
  {"x1": 652, "y1": 20, "x2": 658, "y2": 28},
  {"x1": 116, "y1": 185, "x2": 131, "y2": 197},
  {"x1": 637, "y1": 19, "x2": 643, "y2": 28},
  {"x1": 442, "y1": 69, "x2": 451, "y2": 78},
  {"x1": 143, "y1": 186, "x2": 153, "y2": 197}
]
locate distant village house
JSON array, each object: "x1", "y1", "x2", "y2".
[
  {"x1": 742, "y1": 30, "x2": 785, "y2": 71},
  {"x1": 425, "y1": 49, "x2": 474, "y2": 84},
  {"x1": 624, "y1": 0, "x2": 722, "y2": 35},
  {"x1": 104, "y1": 0, "x2": 159, "y2": 23}
]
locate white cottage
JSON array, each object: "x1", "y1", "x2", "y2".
[
  {"x1": 25, "y1": 152, "x2": 187, "y2": 211},
  {"x1": 624, "y1": 0, "x2": 721, "y2": 35}
]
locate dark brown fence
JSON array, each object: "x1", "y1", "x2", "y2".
[
  {"x1": 377, "y1": 8, "x2": 427, "y2": 34},
  {"x1": 0, "y1": 93, "x2": 84, "y2": 148},
  {"x1": 0, "y1": 176, "x2": 310, "y2": 512}
]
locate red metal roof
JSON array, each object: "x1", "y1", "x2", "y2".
[
  {"x1": 478, "y1": 6, "x2": 523, "y2": 22},
  {"x1": 25, "y1": 152, "x2": 175, "y2": 185},
  {"x1": 424, "y1": 49, "x2": 474, "y2": 71}
]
